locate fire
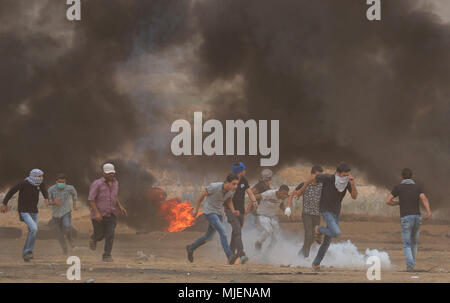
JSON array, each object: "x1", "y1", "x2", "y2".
[{"x1": 159, "y1": 197, "x2": 201, "y2": 232}]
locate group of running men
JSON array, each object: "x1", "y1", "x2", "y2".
[
  {"x1": 1, "y1": 163, "x2": 126, "y2": 262},
  {"x1": 0, "y1": 161, "x2": 432, "y2": 271},
  {"x1": 186, "y1": 162, "x2": 431, "y2": 271}
]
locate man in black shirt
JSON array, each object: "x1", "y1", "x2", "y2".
[
  {"x1": 298, "y1": 162, "x2": 358, "y2": 270},
  {"x1": 386, "y1": 168, "x2": 431, "y2": 271},
  {"x1": 1, "y1": 169, "x2": 49, "y2": 262},
  {"x1": 225, "y1": 162, "x2": 258, "y2": 264}
]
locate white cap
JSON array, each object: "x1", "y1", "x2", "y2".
[
  {"x1": 261, "y1": 168, "x2": 273, "y2": 180},
  {"x1": 103, "y1": 163, "x2": 116, "y2": 174}
]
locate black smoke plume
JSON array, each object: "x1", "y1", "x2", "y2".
[
  {"x1": 185, "y1": 0, "x2": 450, "y2": 210},
  {"x1": 0, "y1": 0, "x2": 191, "y2": 228}
]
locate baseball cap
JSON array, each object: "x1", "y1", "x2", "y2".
[{"x1": 103, "y1": 163, "x2": 116, "y2": 174}]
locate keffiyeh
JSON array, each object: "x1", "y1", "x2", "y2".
[{"x1": 25, "y1": 169, "x2": 44, "y2": 187}]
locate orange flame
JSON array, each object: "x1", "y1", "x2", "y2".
[{"x1": 159, "y1": 197, "x2": 202, "y2": 232}]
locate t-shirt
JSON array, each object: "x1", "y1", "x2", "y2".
[
  {"x1": 391, "y1": 183, "x2": 423, "y2": 218},
  {"x1": 226, "y1": 176, "x2": 249, "y2": 213},
  {"x1": 257, "y1": 189, "x2": 285, "y2": 217},
  {"x1": 316, "y1": 174, "x2": 352, "y2": 215},
  {"x1": 48, "y1": 184, "x2": 78, "y2": 218},
  {"x1": 296, "y1": 182, "x2": 323, "y2": 216},
  {"x1": 203, "y1": 182, "x2": 235, "y2": 216},
  {"x1": 252, "y1": 180, "x2": 271, "y2": 203}
]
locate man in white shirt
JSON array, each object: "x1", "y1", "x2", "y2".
[{"x1": 253, "y1": 185, "x2": 290, "y2": 251}]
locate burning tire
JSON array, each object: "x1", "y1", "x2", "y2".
[{"x1": 0, "y1": 227, "x2": 22, "y2": 239}]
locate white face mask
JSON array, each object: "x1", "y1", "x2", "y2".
[{"x1": 335, "y1": 174, "x2": 349, "y2": 192}]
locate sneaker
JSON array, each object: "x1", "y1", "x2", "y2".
[
  {"x1": 23, "y1": 253, "x2": 32, "y2": 262},
  {"x1": 186, "y1": 245, "x2": 194, "y2": 263},
  {"x1": 228, "y1": 254, "x2": 238, "y2": 265},
  {"x1": 102, "y1": 255, "x2": 114, "y2": 262},
  {"x1": 240, "y1": 255, "x2": 249, "y2": 264},
  {"x1": 255, "y1": 241, "x2": 262, "y2": 251},
  {"x1": 28, "y1": 252, "x2": 34, "y2": 259},
  {"x1": 89, "y1": 238, "x2": 97, "y2": 251},
  {"x1": 62, "y1": 247, "x2": 68, "y2": 256},
  {"x1": 406, "y1": 266, "x2": 415, "y2": 272}
]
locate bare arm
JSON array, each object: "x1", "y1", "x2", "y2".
[
  {"x1": 386, "y1": 194, "x2": 399, "y2": 206},
  {"x1": 193, "y1": 190, "x2": 207, "y2": 217},
  {"x1": 419, "y1": 193, "x2": 431, "y2": 220},
  {"x1": 287, "y1": 191, "x2": 296, "y2": 208},
  {"x1": 225, "y1": 198, "x2": 240, "y2": 216},
  {"x1": 89, "y1": 200, "x2": 102, "y2": 221},
  {"x1": 245, "y1": 188, "x2": 258, "y2": 214},
  {"x1": 116, "y1": 198, "x2": 127, "y2": 216},
  {"x1": 349, "y1": 176, "x2": 358, "y2": 199}
]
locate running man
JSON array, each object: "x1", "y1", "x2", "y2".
[
  {"x1": 186, "y1": 173, "x2": 240, "y2": 264},
  {"x1": 386, "y1": 168, "x2": 431, "y2": 272},
  {"x1": 88, "y1": 163, "x2": 127, "y2": 262},
  {"x1": 1, "y1": 169, "x2": 49, "y2": 262},
  {"x1": 299, "y1": 162, "x2": 358, "y2": 270},
  {"x1": 286, "y1": 165, "x2": 324, "y2": 258},
  {"x1": 225, "y1": 162, "x2": 258, "y2": 264},
  {"x1": 248, "y1": 168, "x2": 273, "y2": 227},
  {"x1": 48, "y1": 173, "x2": 78, "y2": 255},
  {"x1": 253, "y1": 185, "x2": 290, "y2": 252}
]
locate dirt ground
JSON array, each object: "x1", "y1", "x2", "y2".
[{"x1": 0, "y1": 207, "x2": 448, "y2": 283}]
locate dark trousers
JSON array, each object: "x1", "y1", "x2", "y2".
[
  {"x1": 225, "y1": 208, "x2": 245, "y2": 257},
  {"x1": 300, "y1": 213, "x2": 321, "y2": 257},
  {"x1": 50, "y1": 212, "x2": 73, "y2": 253},
  {"x1": 91, "y1": 215, "x2": 117, "y2": 257}
]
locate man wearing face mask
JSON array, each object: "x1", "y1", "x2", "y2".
[
  {"x1": 88, "y1": 163, "x2": 127, "y2": 262},
  {"x1": 48, "y1": 174, "x2": 78, "y2": 255},
  {"x1": 298, "y1": 162, "x2": 358, "y2": 271},
  {"x1": 1, "y1": 169, "x2": 49, "y2": 262}
]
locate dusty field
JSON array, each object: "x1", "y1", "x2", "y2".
[{"x1": 0, "y1": 207, "x2": 448, "y2": 283}]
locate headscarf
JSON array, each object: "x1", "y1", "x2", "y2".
[
  {"x1": 25, "y1": 169, "x2": 44, "y2": 188},
  {"x1": 401, "y1": 179, "x2": 415, "y2": 185},
  {"x1": 335, "y1": 173, "x2": 349, "y2": 192}
]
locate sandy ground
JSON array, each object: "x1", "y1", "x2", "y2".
[{"x1": 0, "y1": 207, "x2": 448, "y2": 283}]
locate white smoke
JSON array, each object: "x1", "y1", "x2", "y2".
[{"x1": 229, "y1": 217, "x2": 392, "y2": 269}]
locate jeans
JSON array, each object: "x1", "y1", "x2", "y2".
[
  {"x1": 400, "y1": 215, "x2": 422, "y2": 269},
  {"x1": 257, "y1": 215, "x2": 280, "y2": 249},
  {"x1": 91, "y1": 214, "x2": 117, "y2": 257},
  {"x1": 50, "y1": 212, "x2": 73, "y2": 253},
  {"x1": 225, "y1": 208, "x2": 245, "y2": 257},
  {"x1": 313, "y1": 211, "x2": 341, "y2": 266},
  {"x1": 188, "y1": 213, "x2": 233, "y2": 259},
  {"x1": 20, "y1": 212, "x2": 38, "y2": 257},
  {"x1": 301, "y1": 213, "x2": 321, "y2": 257}
]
